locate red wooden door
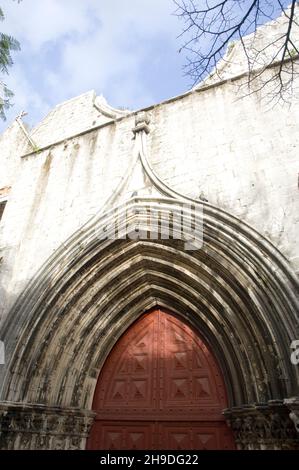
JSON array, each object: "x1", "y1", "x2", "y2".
[{"x1": 87, "y1": 309, "x2": 235, "y2": 450}]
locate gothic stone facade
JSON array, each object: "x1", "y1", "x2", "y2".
[{"x1": 0, "y1": 15, "x2": 299, "y2": 449}]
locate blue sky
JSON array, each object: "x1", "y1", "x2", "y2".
[
  {"x1": 0, "y1": 0, "x2": 291, "y2": 132},
  {"x1": 0, "y1": 0, "x2": 189, "y2": 132}
]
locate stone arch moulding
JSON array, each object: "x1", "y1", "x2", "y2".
[{"x1": 0, "y1": 111, "x2": 298, "y2": 449}]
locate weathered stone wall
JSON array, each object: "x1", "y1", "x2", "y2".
[
  {"x1": 0, "y1": 121, "x2": 27, "y2": 191},
  {"x1": 1, "y1": 77, "x2": 298, "y2": 327},
  {"x1": 148, "y1": 82, "x2": 299, "y2": 273}
]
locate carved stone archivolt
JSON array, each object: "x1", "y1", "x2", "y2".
[
  {"x1": 0, "y1": 402, "x2": 95, "y2": 450},
  {"x1": 224, "y1": 400, "x2": 299, "y2": 450}
]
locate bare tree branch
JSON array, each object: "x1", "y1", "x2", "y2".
[{"x1": 174, "y1": 0, "x2": 299, "y2": 102}]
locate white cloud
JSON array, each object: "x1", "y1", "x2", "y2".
[
  {"x1": 0, "y1": 0, "x2": 187, "y2": 131},
  {"x1": 1, "y1": 0, "x2": 95, "y2": 48}
]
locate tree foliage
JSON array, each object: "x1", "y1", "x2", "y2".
[
  {"x1": 175, "y1": 0, "x2": 299, "y2": 99},
  {"x1": 0, "y1": 5, "x2": 20, "y2": 120}
]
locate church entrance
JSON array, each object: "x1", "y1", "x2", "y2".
[{"x1": 87, "y1": 308, "x2": 235, "y2": 450}]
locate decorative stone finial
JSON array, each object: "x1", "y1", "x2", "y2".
[{"x1": 132, "y1": 111, "x2": 150, "y2": 137}]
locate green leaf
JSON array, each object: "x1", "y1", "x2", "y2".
[{"x1": 0, "y1": 5, "x2": 21, "y2": 120}]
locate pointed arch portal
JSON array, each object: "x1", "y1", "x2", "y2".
[
  {"x1": 0, "y1": 197, "x2": 298, "y2": 449},
  {"x1": 87, "y1": 308, "x2": 235, "y2": 450}
]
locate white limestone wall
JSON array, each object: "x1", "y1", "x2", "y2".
[
  {"x1": 0, "y1": 121, "x2": 27, "y2": 191},
  {"x1": 0, "y1": 73, "x2": 298, "y2": 325},
  {"x1": 148, "y1": 81, "x2": 299, "y2": 272},
  {"x1": 0, "y1": 111, "x2": 136, "y2": 322}
]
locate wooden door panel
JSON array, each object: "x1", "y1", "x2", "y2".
[
  {"x1": 161, "y1": 314, "x2": 226, "y2": 414},
  {"x1": 95, "y1": 314, "x2": 157, "y2": 411},
  {"x1": 87, "y1": 309, "x2": 235, "y2": 450},
  {"x1": 158, "y1": 422, "x2": 234, "y2": 450},
  {"x1": 88, "y1": 421, "x2": 155, "y2": 450}
]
